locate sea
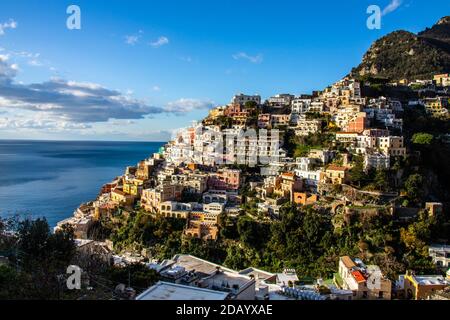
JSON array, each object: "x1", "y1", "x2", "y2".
[{"x1": 0, "y1": 140, "x2": 164, "y2": 228}]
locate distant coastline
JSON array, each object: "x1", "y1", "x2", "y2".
[
  {"x1": 0, "y1": 138, "x2": 167, "y2": 143},
  {"x1": 0, "y1": 140, "x2": 164, "y2": 227}
]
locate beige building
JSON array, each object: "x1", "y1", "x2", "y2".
[
  {"x1": 321, "y1": 165, "x2": 350, "y2": 185},
  {"x1": 141, "y1": 183, "x2": 183, "y2": 213},
  {"x1": 159, "y1": 201, "x2": 192, "y2": 219},
  {"x1": 433, "y1": 73, "x2": 450, "y2": 86},
  {"x1": 335, "y1": 131, "x2": 359, "y2": 144},
  {"x1": 295, "y1": 118, "x2": 321, "y2": 136},
  {"x1": 270, "y1": 114, "x2": 290, "y2": 127},
  {"x1": 377, "y1": 136, "x2": 406, "y2": 157}
]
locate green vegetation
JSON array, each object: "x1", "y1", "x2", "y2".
[
  {"x1": 0, "y1": 217, "x2": 76, "y2": 299},
  {"x1": 285, "y1": 131, "x2": 334, "y2": 158},
  {"x1": 0, "y1": 217, "x2": 159, "y2": 299},
  {"x1": 412, "y1": 132, "x2": 434, "y2": 145},
  {"x1": 352, "y1": 19, "x2": 450, "y2": 80},
  {"x1": 105, "y1": 210, "x2": 186, "y2": 258},
  {"x1": 89, "y1": 202, "x2": 445, "y2": 281}
]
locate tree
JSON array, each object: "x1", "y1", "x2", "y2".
[
  {"x1": 349, "y1": 155, "x2": 368, "y2": 187},
  {"x1": 0, "y1": 218, "x2": 77, "y2": 299},
  {"x1": 17, "y1": 218, "x2": 76, "y2": 273},
  {"x1": 373, "y1": 169, "x2": 389, "y2": 191},
  {"x1": 237, "y1": 216, "x2": 268, "y2": 249},
  {"x1": 244, "y1": 101, "x2": 258, "y2": 109},
  {"x1": 412, "y1": 132, "x2": 434, "y2": 145},
  {"x1": 404, "y1": 174, "x2": 423, "y2": 202},
  {"x1": 102, "y1": 263, "x2": 159, "y2": 292}
]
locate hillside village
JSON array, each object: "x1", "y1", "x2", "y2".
[{"x1": 48, "y1": 72, "x2": 450, "y2": 300}]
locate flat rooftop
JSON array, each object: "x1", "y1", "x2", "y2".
[
  {"x1": 413, "y1": 275, "x2": 448, "y2": 286},
  {"x1": 172, "y1": 254, "x2": 230, "y2": 277},
  {"x1": 429, "y1": 244, "x2": 450, "y2": 253},
  {"x1": 239, "y1": 267, "x2": 276, "y2": 281},
  {"x1": 136, "y1": 281, "x2": 229, "y2": 300},
  {"x1": 202, "y1": 270, "x2": 254, "y2": 294},
  {"x1": 172, "y1": 255, "x2": 254, "y2": 294}
]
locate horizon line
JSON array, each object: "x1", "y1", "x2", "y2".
[{"x1": 0, "y1": 138, "x2": 168, "y2": 143}]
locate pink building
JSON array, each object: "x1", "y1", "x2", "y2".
[{"x1": 208, "y1": 169, "x2": 241, "y2": 190}]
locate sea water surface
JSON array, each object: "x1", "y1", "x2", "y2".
[{"x1": 0, "y1": 140, "x2": 164, "y2": 227}]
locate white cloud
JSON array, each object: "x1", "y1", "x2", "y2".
[
  {"x1": 232, "y1": 52, "x2": 263, "y2": 64},
  {"x1": 382, "y1": 0, "x2": 402, "y2": 16},
  {"x1": 109, "y1": 119, "x2": 135, "y2": 126},
  {"x1": 149, "y1": 36, "x2": 169, "y2": 48},
  {"x1": 0, "y1": 54, "x2": 18, "y2": 81},
  {"x1": 2, "y1": 49, "x2": 51, "y2": 70},
  {"x1": 0, "y1": 114, "x2": 92, "y2": 131},
  {"x1": 152, "y1": 85, "x2": 161, "y2": 91},
  {"x1": 0, "y1": 19, "x2": 17, "y2": 36},
  {"x1": 0, "y1": 56, "x2": 165, "y2": 123},
  {"x1": 125, "y1": 35, "x2": 141, "y2": 45},
  {"x1": 164, "y1": 98, "x2": 214, "y2": 113},
  {"x1": 28, "y1": 59, "x2": 43, "y2": 67}
]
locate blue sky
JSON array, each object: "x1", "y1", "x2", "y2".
[{"x1": 0, "y1": 0, "x2": 448, "y2": 141}]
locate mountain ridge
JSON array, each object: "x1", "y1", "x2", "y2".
[{"x1": 352, "y1": 16, "x2": 450, "y2": 80}]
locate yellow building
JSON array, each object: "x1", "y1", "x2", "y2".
[
  {"x1": 424, "y1": 97, "x2": 449, "y2": 117},
  {"x1": 433, "y1": 73, "x2": 450, "y2": 86},
  {"x1": 111, "y1": 188, "x2": 135, "y2": 206},
  {"x1": 321, "y1": 165, "x2": 350, "y2": 185},
  {"x1": 208, "y1": 106, "x2": 226, "y2": 119},
  {"x1": 403, "y1": 271, "x2": 448, "y2": 300},
  {"x1": 123, "y1": 177, "x2": 145, "y2": 196}
]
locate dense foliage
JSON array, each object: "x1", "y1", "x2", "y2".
[
  {"x1": 0, "y1": 217, "x2": 159, "y2": 299},
  {"x1": 352, "y1": 17, "x2": 450, "y2": 80}
]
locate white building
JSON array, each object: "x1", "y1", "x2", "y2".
[
  {"x1": 291, "y1": 98, "x2": 311, "y2": 114},
  {"x1": 364, "y1": 153, "x2": 390, "y2": 170},
  {"x1": 429, "y1": 245, "x2": 450, "y2": 268},
  {"x1": 337, "y1": 256, "x2": 391, "y2": 300},
  {"x1": 294, "y1": 157, "x2": 322, "y2": 190},
  {"x1": 203, "y1": 202, "x2": 224, "y2": 215},
  {"x1": 267, "y1": 94, "x2": 295, "y2": 107},
  {"x1": 231, "y1": 93, "x2": 261, "y2": 105}
]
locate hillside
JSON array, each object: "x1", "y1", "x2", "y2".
[{"x1": 352, "y1": 16, "x2": 450, "y2": 80}]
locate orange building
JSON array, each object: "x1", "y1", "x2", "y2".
[
  {"x1": 345, "y1": 114, "x2": 368, "y2": 133},
  {"x1": 293, "y1": 192, "x2": 318, "y2": 206}
]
